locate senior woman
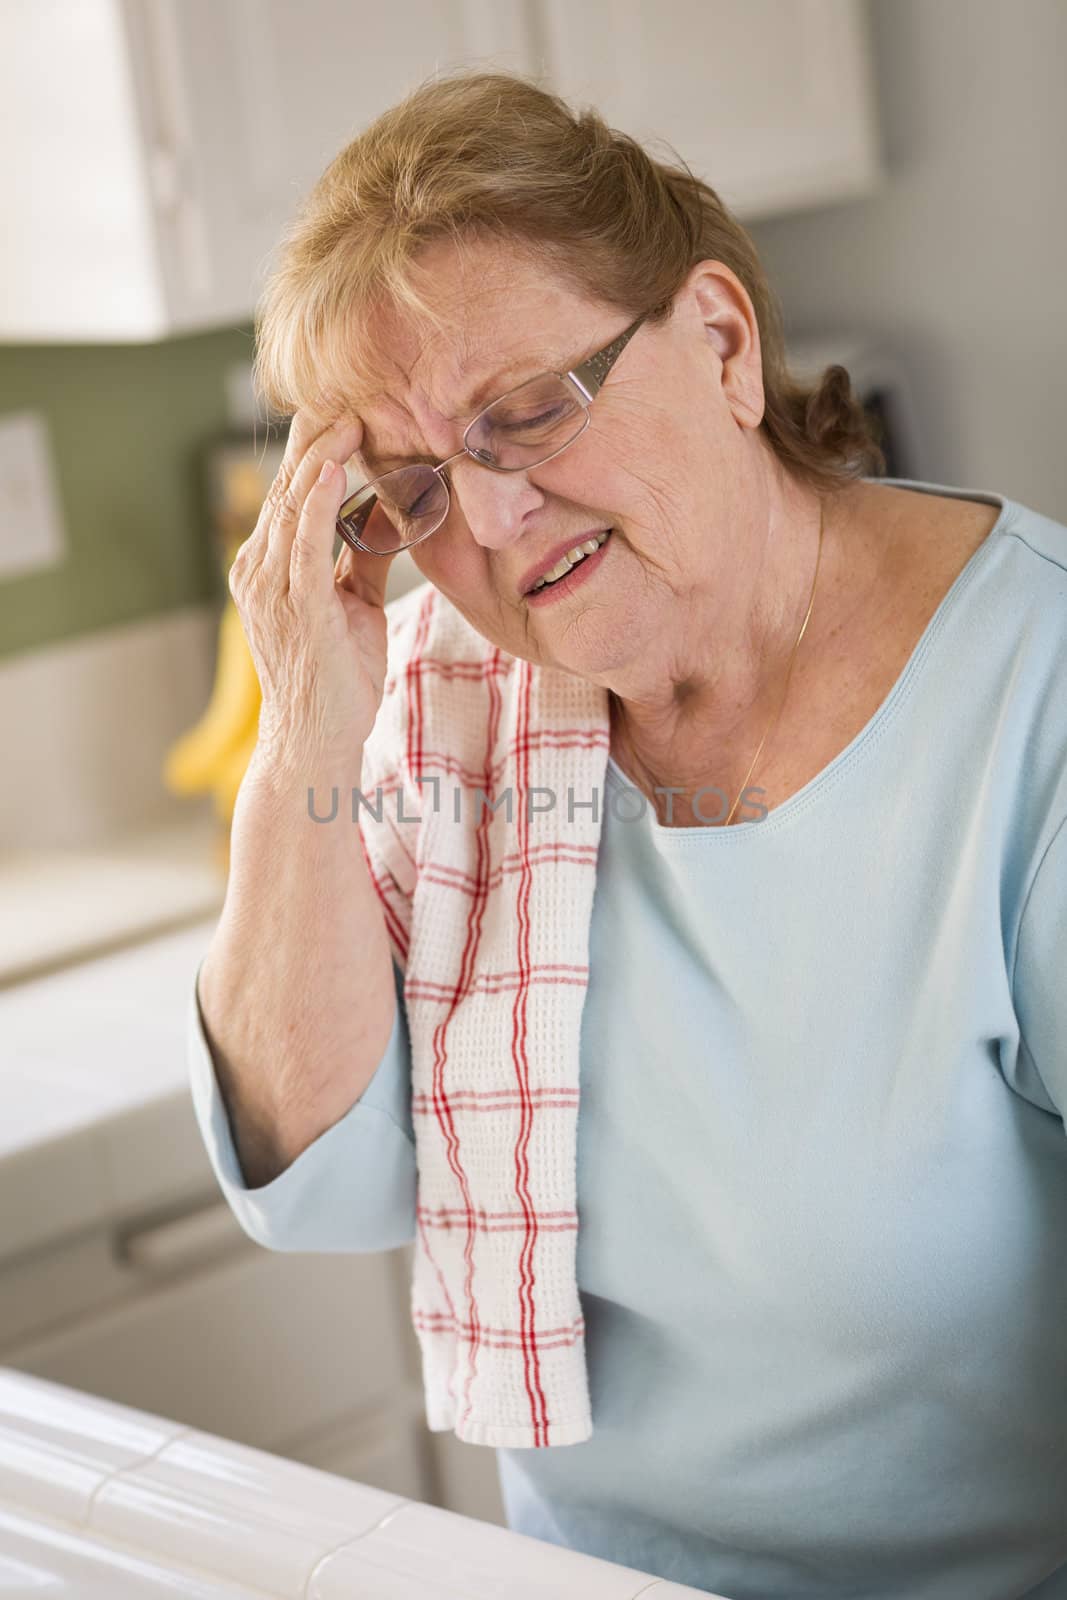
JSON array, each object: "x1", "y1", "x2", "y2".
[{"x1": 189, "y1": 70, "x2": 1067, "y2": 1599}]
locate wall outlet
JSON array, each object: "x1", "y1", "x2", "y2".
[{"x1": 0, "y1": 411, "x2": 68, "y2": 582}]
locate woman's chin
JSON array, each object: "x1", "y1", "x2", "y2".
[{"x1": 543, "y1": 602, "x2": 649, "y2": 674}]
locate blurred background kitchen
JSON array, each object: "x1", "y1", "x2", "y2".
[{"x1": 1, "y1": 0, "x2": 1064, "y2": 1534}]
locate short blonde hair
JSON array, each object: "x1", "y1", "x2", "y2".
[{"x1": 253, "y1": 68, "x2": 885, "y2": 496}]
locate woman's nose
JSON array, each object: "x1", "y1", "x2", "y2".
[{"x1": 448, "y1": 455, "x2": 546, "y2": 548}]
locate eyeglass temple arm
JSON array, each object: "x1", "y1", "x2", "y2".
[{"x1": 567, "y1": 312, "x2": 649, "y2": 401}]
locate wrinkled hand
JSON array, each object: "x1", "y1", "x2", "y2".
[{"x1": 227, "y1": 405, "x2": 398, "y2": 773}]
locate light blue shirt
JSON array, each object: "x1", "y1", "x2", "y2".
[{"x1": 188, "y1": 479, "x2": 1067, "y2": 1599}]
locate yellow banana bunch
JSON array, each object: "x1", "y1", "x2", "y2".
[{"x1": 163, "y1": 597, "x2": 262, "y2": 825}]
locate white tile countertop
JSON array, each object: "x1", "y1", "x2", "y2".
[
  {"x1": 0, "y1": 1366, "x2": 716, "y2": 1598},
  {"x1": 0, "y1": 914, "x2": 226, "y2": 1263},
  {"x1": 0, "y1": 809, "x2": 226, "y2": 988}
]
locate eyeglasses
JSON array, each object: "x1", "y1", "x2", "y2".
[{"x1": 334, "y1": 310, "x2": 652, "y2": 555}]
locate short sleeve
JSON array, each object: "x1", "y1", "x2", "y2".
[
  {"x1": 1013, "y1": 813, "x2": 1067, "y2": 1125},
  {"x1": 187, "y1": 956, "x2": 417, "y2": 1253}
]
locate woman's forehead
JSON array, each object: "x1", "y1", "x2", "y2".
[
  {"x1": 339, "y1": 302, "x2": 581, "y2": 427},
  {"x1": 327, "y1": 243, "x2": 606, "y2": 450},
  {"x1": 348, "y1": 334, "x2": 576, "y2": 476},
  {"x1": 355, "y1": 241, "x2": 594, "y2": 373}
]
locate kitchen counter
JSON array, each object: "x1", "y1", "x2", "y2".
[
  {"x1": 0, "y1": 808, "x2": 225, "y2": 988},
  {"x1": 0, "y1": 914, "x2": 225, "y2": 1263},
  {"x1": 0, "y1": 1366, "x2": 713, "y2": 1597},
  {"x1": 0, "y1": 911, "x2": 515, "y2": 1532}
]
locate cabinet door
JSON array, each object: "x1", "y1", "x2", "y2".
[
  {"x1": 0, "y1": 0, "x2": 164, "y2": 341},
  {"x1": 425, "y1": 1426, "x2": 508, "y2": 1527},
  {"x1": 1, "y1": 1233, "x2": 417, "y2": 1461},
  {"x1": 119, "y1": 0, "x2": 537, "y2": 335},
  {"x1": 0, "y1": 0, "x2": 535, "y2": 341},
  {"x1": 282, "y1": 1392, "x2": 435, "y2": 1506},
  {"x1": 535, "y1": 0, "x2": 881, "y2": 220}
]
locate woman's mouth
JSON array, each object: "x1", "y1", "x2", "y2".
[{"x1": 525, "y1": 529, "x2": 614, "y2": 606}]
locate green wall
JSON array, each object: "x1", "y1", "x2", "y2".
[{"x1": 0, "y1": 323, "x2": 260, "y2": 661}]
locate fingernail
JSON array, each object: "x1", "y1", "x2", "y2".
[{"x1": 318, "y1": 459, "x2": 335, "y2": 485}]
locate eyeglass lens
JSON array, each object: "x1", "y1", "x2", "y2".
[{"x1": 336, "y1": 373, "x2": 587, "y2": 553}]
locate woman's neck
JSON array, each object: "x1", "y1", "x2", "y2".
[{"x1": 604, "y1": 479, "x2": 889, "y2": 813}]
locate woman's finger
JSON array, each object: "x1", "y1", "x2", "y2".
[
  {"x1": 289, "y1": 455, "x2": 354, "y2": 608},
  {"x1": 264, "y1": 414, "x2": 361, "y2": 579}
]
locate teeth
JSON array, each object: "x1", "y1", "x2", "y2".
[{"x1": 532, "y1": 530, "x2": 611, "y2": 591}]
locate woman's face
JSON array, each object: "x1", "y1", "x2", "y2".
[{"x1": 344, "y1": 236, "x2": 770, "y2": 686}]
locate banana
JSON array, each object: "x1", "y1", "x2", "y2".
[
  {"x1": 164, "y1": 598, "x2": 262, "y2": 795},
  {"x1": 210, "y1": 715, "x2": 261, "y2": 824}
]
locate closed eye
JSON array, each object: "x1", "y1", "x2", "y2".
[{"x1": 497, "y1": 406, "x2": 571, "y2": 433}]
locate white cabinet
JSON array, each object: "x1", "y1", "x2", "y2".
[
  {"x1": 0, "y1": 1202, "x2": 435, "y2": 1499},
  {"x1": 536, "y1": 0, "x2": 881, "y2": 220},
  {"x1": 2, "y1": 0, "x2": 879, "y2": 342},
  {"x1": 0, "y1": 917, "x2": 509, "y2": 1528},
  {"x1": 0, "y1": 0, "x2": 533, "y2": 342},
  {"x1": 0, "y1": 1217, "x2": 509, "y2": 1526}
]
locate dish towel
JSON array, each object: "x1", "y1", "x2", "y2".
[{"x1": 354, "y1": 581, "x2": 611, "y2": 1447}]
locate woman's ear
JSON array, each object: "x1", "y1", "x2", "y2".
[
  {"x1": 688, "y1": 260, "x2": 765, "y2": 429},
  {"x1": 723, "y1": 363, "x2": 765, "y2": 430}
]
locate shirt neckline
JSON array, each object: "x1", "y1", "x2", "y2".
[{"x1": 603, "y1": 477, "x2": 1017, "y2": 842}]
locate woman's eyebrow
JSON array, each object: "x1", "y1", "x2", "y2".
[
  {"x1": 360, "y1": 348, "x2": 567, "y2": 475},
  {"x1": 455, "y1": 356, "x2": 552, "y2": 417},
  {"x1": 358, "y1": 445, "x2": 440, "y2": 477}
]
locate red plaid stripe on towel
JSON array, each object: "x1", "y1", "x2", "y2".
[{"x1": 355, "y1": 581, "x2": 611, "y2": 1447}]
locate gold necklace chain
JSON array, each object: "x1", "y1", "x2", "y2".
[
  {"x1": 722, "y1": 498, "x2": 825, "y2": 825},
  {"x1": 609, "y1": 501, "x2": 826, "y2": 828}
]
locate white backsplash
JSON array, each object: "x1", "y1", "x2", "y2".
[
  {"x1": 0, "y1": 543, "x2": 426, "y2": 854},
  {"x1": 0, "y1": 605, "x2": 219, "y2": 851}
]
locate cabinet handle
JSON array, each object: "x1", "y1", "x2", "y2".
[{"x1": 115, "y1": 1199, "x2": 246, "y2": 1275}]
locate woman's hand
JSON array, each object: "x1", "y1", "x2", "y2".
[{"x1": 227, "y1": 405, "x2": 398, "y2": 775}]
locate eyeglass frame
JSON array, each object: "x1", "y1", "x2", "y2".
[{"x1": 335, "y1": 307, "x2": 655, "y2": 555}]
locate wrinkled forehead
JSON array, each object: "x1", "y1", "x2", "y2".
[
  {"x1": 340, "y1": 306, "x2": 488, "y2": 418},
  {"x1": 320, "y1": 236, "x2": 596, "y2": 423}
]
